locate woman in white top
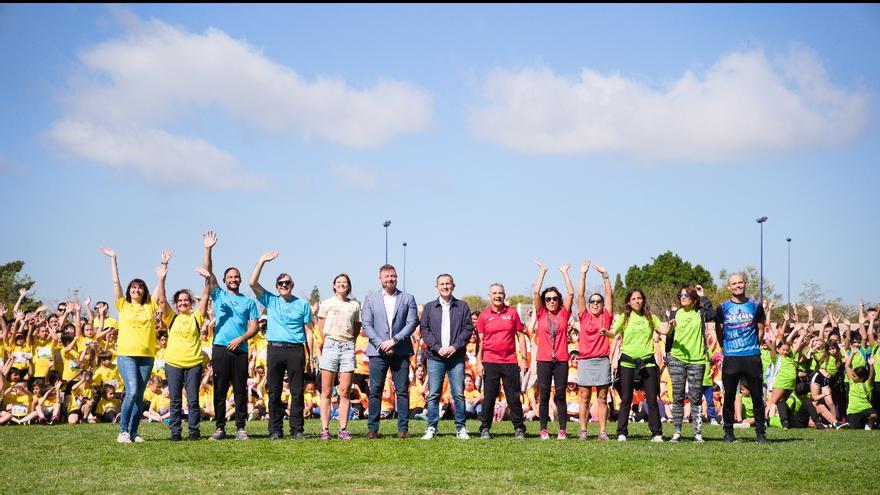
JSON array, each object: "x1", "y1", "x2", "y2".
[{"x1": 315, "y1": 274, "x2": 361, "y2": 440}]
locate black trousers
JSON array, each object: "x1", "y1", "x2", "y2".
[
  {"x1": 537, "y1": 360, "x2": 568, "y2": 430},
  {"x1": 616, "y1": 365, "x2": 661, "y2": 437},
  {"x1": 480, "y1": 363, "x2": 524, "y2": 432},
  {"x1": 722, "y1": 355, "x2": 766, "y2": 436},
  {"x1": 212, "y1": 345, "x2": 249, "y2": 431},
  {"x1": 267, "y1": 343, "x2": 306, "y2": 435}
]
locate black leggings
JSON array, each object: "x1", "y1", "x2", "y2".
[
  {"x1": 537, "y1": 360, "x2": 569, "y2": 430},
  {"x1": 616, "y1": 365, "x2": 661, "y2": 437}
]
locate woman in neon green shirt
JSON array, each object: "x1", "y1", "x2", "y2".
[
  {"x1": 655, "y1": 284, "x2": 714, "y2": 443},
  {"x1": 607, "y1": 289, "x2": 665, "y2": 442},
  {"x1": 765, "y1": 320, "x2": 807, "y2": 429}
]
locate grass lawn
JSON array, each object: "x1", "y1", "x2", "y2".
[{"x1": 2, "y1": 419, "x2": 877, "y2": 494}]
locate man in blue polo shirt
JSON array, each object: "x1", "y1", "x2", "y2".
[
  {"x1": 249, "y1": 250, "x2": 313, "y2": 440},
  {"x1": 202, "y1": 230, "x2": 260, "y2": 441}
]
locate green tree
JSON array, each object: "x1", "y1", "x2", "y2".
[
  {"x1": 612, "y1": 273, "x2": 626, "y2": 314},
  {"x1": 622, "y1": 251, "x2": 716, "y2": 316},
  {"x1": 507, "y1": 294, "x2": 531, "y2": 306},
  {"x1": 0, "y1": 261, "x2": 41, "y2": 317},
  {"x1": 460, "y1": 295, "x2": 488, "y2": 311},
  {"x1": 309, "y1": 285, "x2": 320, "y2": 306}
]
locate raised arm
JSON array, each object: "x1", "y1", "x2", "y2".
[
  {"x1": 248, "y1": 250, "x2": 278, "y2": 300},
  {"x1": 12, "y1": 288, "x2": 27, "y2": 314},
  {"x1": 196, "y1": 269, "x2": 211, "y2": 318},
  {"x1": 155, "y1": 250, "x2": 172, "y2": 317},
  {"x1": 533, "y1": 261, "x2": 548, "y2": 311},
  {"x1": 559, "y1": 264, "x2": 574, "y2": 312},
  {"x1": 592, "y1": 263, "x2": 613, "y2": 312},
  {"x1": 202, "y1": 231, "x2": 219, "y2": 292},
  {"x1": 577, "y1": 259, "x2": 591, "y2": 316},
  {"x1": 99, "y1": 247, "x2": 124, "y2": 301}
]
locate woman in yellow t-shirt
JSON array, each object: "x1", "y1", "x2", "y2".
[
  {"x1": 157, "y1": 269, "x2": 211, "y2": 441},
  {"x1": 100, "y1": 246, "x2": 170, "y2": 443},
  {"x1": 0, "y1": 382, "x2": 33, "y2": 425}
]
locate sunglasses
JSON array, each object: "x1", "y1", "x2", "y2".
[
  {"x1": 679, "y1": 292, "x2": 690, "y2": 298},
  {"x1": 277, "y1": 280, "x2": 292, "y2": 287},
  {"x1": 589, "y1": 299, "x2": 603, "y2": 304},
  {"x1": 544, "y1": 296, "x2": 559, "y2": 302}
]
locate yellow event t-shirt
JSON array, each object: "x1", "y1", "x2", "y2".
[
  {"x1": 162, "y1": 311, "x2": 205, "y2": 369},
  {"x1": 115, "y1": 297, "x2": 159, "y2": 357}
]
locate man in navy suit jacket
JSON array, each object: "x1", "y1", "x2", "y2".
[
  {"x1": 419, "y1": 274, "x2": 473, "y2": 439},
  {"x1": 361, "y1": 264, "x2": 419, "y2": 438}
]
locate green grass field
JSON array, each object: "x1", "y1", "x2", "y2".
[{"x1": 2, "y1": 419, "x2": 877, "y2": 494}]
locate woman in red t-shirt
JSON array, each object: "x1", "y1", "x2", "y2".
[
  {"x1": 532, "y1": 261, "x2": 574, "y2": 440},
  {"x1": 576, "y1": 260, "x2": 614, "y2": 441}
]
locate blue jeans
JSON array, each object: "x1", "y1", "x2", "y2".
[
  {"x1": 367, "y1": 354, "x2": 410, "y2": 432},
  {"x1": 165, "y1": 363, "x2": 202, "y2": 437},
  {"x1": 118, "y1": 355, "x2": 154, "y2": 437},
  {"x1": 426, "y1": 355, "x2": 466, "y2": 430}
]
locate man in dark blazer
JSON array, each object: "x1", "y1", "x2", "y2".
[
  {"x1": 361, "y1": 264, "x2": 419, "y2": 438},
  {"x1": 419, "y1": 273, "x2": 474, "y2": 439}
]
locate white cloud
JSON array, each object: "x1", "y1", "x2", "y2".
[
  {"x1": 50, "y1": 12, "x2": 432, "y2": 189},
  {"x1": 326, "y1": 162, "x2": 379, "y2": 190},
  {"x1": 470, "y1": 48, "x2": 871, "y2": 162}
]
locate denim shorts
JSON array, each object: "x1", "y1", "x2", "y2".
[{"x1": 319, "y1": 339, "x2": 356, "y2": 373}]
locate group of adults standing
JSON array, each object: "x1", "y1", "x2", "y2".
[{"x1": 101, "y1": 230, "x2": 770, "y2": 443}]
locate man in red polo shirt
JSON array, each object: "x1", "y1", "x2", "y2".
[{"x1": 477, "y1": 283, "x2": 528, "y2": 439}]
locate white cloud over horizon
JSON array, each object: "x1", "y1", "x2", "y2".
[
  {"x1": 470, "y1": 48, "x2": 871, "y2": 162},
  {"x1": 49, "y1": 12, "x2": 433, "y2": 189}
]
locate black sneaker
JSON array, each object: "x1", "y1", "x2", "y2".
[
  {"x1": 722, "y1": 432, "x2": 736, "y2": 443},
  {"x1": 755, "y1": 435, "x2": 769, "y2": 444},
  {"x1": 188, "y1": 433, "x2": 201, "y2": 441},
  {"x1": 170, "y1": 434, "x2": 182, "y2": 442},
  {"x1": 209, "y1": 429, "x2": 226, "y2": 441},
  {"x1": 480, "y1": 429, "x2": 491, "y2": 440},
  {"x1": 291, "y1": 432, "x2": 306, "y2": 440},
  {"x1": 514, "y1": 428, "x2": 526, "y2": 440},
  {"x1": 269, "y1": 432, "x2": 282, "y2": 440}
]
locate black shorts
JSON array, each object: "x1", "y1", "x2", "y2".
[
  {"x1": 810, "y1": 372, "x2": 830, "y2": 388},
  {"x1": 847, "y1": 409, "x2": 877, "y2": 429}
]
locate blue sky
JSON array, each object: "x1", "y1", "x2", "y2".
[{"x1": 1, "y1": 4, "x2": 878, "y2": 308}]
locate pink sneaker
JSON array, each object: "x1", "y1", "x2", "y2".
[
  {"x1": 540, "y1": 428, "x2": 550, "y2": 440},
  {"x1": 338, "y1": 429, "x2": 352, "y2": 440},
  {"x1": 320, "y1": 429, "x2": 330, "y2": 441},
  {"x1": 557, "y1": 429, "x2": 567, "y2": 440}
]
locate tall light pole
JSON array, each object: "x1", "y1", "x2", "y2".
[
  {"x1": 756, "y1": 216, "x2": 768, "y2": 302},
  {"x1": 402, "y1": 242, "x2": 408, "y2": 291},
  {"x1": 786, "y1": 237, "x2": 792, "y2": 309},
  {"x1": 383, "y1": 220, "x2": 391, "y2": 264}
]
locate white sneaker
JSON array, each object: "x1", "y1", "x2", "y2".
[
  {"x1": 651, "y1": 435, "x2": 664, "y2": 443},
  {"x1": 617, "y1": 435, "x2": 627, "y2": 442},
  {"x1": 694, "y1": 434, "x2": 704, "y2": 443},
  {"x1": 133, "y1": 435, "x2": 145, "y2": 443},
  {"x1": 710, "y1": 418, "x2": 719, "y2": 425},
  {"x1": 117, "y1": 432, "x2": 132, "y2": 444},
  {"x1": 866, "y1": 425, "x2": 872, "y2": 431},
  {"x1": 670, "y1": 432, "x2": 681, "y2": 442},
  {"x1": 456, "y1": 428, "x2": 470, "y2": 439},
  {"x1": 421, "y1": 427, "x2": 436, "y2": 440}
]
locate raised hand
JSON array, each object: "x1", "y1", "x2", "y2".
[
  {"x1": 203, "y1": 231, "x2": 218, "y2": 249},
  {"x1": 804, "y1": 303, "x2": 814, "y2": 314},
  {"x1": 559, "y1": 263, "x2": 571, "y2": 273},
  {"x1": 592, "y1": 263, "x2": 607, "y2": 276},
  {"x1": 196, "y1": 267, "x2": 212, "y2": 279},
  {"x1": 18, "y1": 288, "x2": 27, "y2": 297},
  {"x1": 695, "y1": 285, "x2": 705, "y2": 298},
  {"x1": 161, "y1": 249, "x2": 173, "y2": 265},
  {"x1": 534, "y1": 261, "x2": 547, "y2": 273},
  {"x1": 13, "y1": 310, "x2": 24, "y2": 322},
  {"x1": 99, "y1": 247, "x2": 116, "y2": 258},
  {"x1": 259, "y1": 250, "x2": 280, "y2": 263},
  {"x1": 581, "y1": 260, "x2": 591, "y2": 274},
  {"x1": 83, "y1": 297, "x2": 91, "y2": 309},
  {"x1": 155, "y1": 263, "x2": 168, "y2": 278}
]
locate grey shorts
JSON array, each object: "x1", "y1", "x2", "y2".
[
  {"x1": 577, "y1": 357, "x2": 612, "y2": 387},
  {"x1": 319, "y1": 339, "x2": 356, "y2": 373}
]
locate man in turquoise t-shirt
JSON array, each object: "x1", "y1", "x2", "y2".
[
  {"x1": 249, "y1": 249, "x2": 314, "y2": 440},
  {"x1": 202, "y1": 231, "x2": 260, "y2": 441}
]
